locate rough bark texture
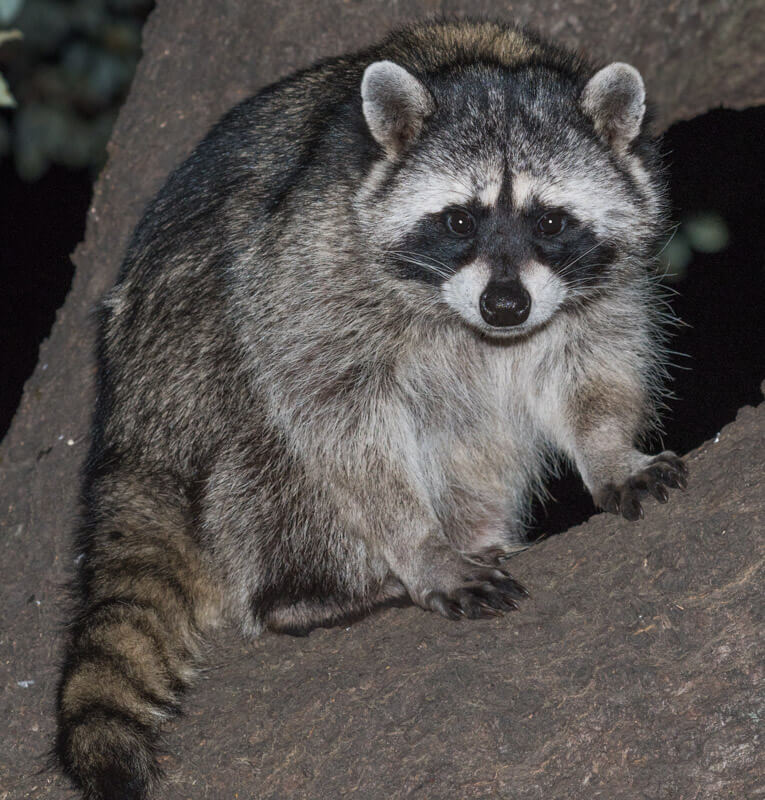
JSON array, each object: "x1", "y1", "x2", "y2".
[{"x1": 1, "y1": 1, "x2": 763, "y2": 797}]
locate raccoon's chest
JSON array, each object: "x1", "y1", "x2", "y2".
[
  {"x1": 408, "y1": 343, "x2": 537, "y2": 440},
  {"x1": 401, "y1": 346, "x2": 545, "y2": 543}
]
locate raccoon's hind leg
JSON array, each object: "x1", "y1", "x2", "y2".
[{"x1": 56, "y1": 471, "x2": 224, "y2": 800}]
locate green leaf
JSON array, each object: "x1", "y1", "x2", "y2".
[
  {"x1": 0, "y1": 0, "x2": 24, "y2": 26},
  {"x1": 0, "y1": 72, "x2": 15, "y2": 107},
  {"x1": 683, "y1": 212, "x2": 730, "y2": 254},
  {"x1": 658, "y1": 234, "x2": 692, "y2": 283},
  {"x1": 0, "y1": 28, "x2": 23, "y2": 47}
]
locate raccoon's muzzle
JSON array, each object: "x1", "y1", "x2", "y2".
[{"x1": 479, "y1": 279, "x2": 531, "y2": 326}]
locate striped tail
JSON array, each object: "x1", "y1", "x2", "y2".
[{"x1": 56, "y1": 479, "x2": 223, "y2": 799}]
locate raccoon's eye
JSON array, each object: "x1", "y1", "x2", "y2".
[
  {"x1": 536, "y1": 211, "x2": 567, "y2": 236},
  {"x1": 443, "y1": 207, "x2": 476, "y2": 237}
]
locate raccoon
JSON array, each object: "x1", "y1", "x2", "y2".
[{"x1": 56, "y1": 19, "x2": 687, "y2": 800}]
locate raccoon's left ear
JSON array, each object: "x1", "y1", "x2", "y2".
[
  {"x1": 361, "y1": 60, "x2": 435, "y2": 158},
  {"x1": 580, "y1": 63, "x2": 646, "y2": 152}
]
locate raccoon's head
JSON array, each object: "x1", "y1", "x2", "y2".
[{"x1": 356, "y1": 57, "x2": 666, "y2": 339}]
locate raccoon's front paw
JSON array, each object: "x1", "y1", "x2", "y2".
[
  {"x1": 595, "y1": 451, "x2": 688, "y2": 521},
  {"x1": 421, "y1": 567, "x2": 528, "y2": 621}
]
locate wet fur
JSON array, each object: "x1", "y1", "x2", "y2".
[{"x1": 56, "y1": 19, "x2": 686, "y2": 799}]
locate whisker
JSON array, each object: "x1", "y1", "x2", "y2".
[
  {"x1": 653, "y1": 222, "x2": 682, "y2": 258},
  {"x1": 386, "y1": 249, "x2": 455, "y2": 273},
  {"x1": 555, "y1": 240, "x2": 604, "y2": 275},
  {"x1": 396, "y1": 257, "x2": 451, "y2": 280},
  {"x1": 394, "y1": 250, "x2": 455, "y2": 274},
  {"x1": 385, "y1": 249, "x2": 455, "y2": 280}
]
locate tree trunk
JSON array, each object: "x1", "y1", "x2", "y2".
[{"x1": 1, "y1": 1, "x2": 763, "y2": 797}]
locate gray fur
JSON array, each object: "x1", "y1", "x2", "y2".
[
  {"x1": 361, "y1": 60, "x2": 435, "y2": 156},
  {"x1": 581, "y1": 62, "x2": 646, "y2": 151},
  {"x1": 56, "y1": 20, "x2": 686, "y2": 799}
]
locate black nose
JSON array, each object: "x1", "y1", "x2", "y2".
[{"x1": 479, "y1": 281, "x2": 531, "y2": 327}]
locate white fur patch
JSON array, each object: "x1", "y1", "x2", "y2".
[
  {"x1": 477, "y1": 168, "x2": 503, "y2": 207},
  {"x1": 384, "y1": 171, "x2": 474, "y2": 239},
  {"x1": 511, "y1": 171, "x2": 537, "y2": 211},
  {"x1": 624, "y1": 154, "x2": 660, "y2": 214},
  {"x1": 537, "y1": 176, "x2": 635, "y2": 240},
  {"x1": 510, "y1": 167, "x2": 639, "y2": 242},
  {"x1": 441, "y1": 259, "x2": 491, "y2": 330},
  {"x1": 521, "y1": 261, "x2": 567, "y2": 328},
  {"x1": 374, "y1": 159, "x2": 506, "y2": 243}
]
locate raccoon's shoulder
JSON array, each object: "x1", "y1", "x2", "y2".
[{"x1": 113, "y1": 73, "x2": 328, "y2": 283}]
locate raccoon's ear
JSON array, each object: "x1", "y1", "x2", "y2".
[
  {"x1": 361, "y1": 60, "x2": 435, "y2": 158},
  {"x1": 580, "y1": 63, "x2": 646, "y2": 152}
]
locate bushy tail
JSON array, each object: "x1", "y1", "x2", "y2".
[{"x1": 56, "y1": 479, "x2": 223, "y2": 799}]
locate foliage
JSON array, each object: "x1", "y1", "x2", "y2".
[
  {"x1": 0, "y1": 28, "x2": 22, "y2": 108},
  {"x1": 0, "y1": 0, "x2": 153, "y2": 180}
]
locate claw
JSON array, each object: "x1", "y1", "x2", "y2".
[
  {"x1": 422, "y1": 565, "x2": 527, "y2": 622},
  {"x1": 476, "y1": 600, "x2": 504, "y2": 617},
  {"x1": 493, "y1": 576, "x2": 528, "y2": 599},
  {"x1": 661, "y1": 470, "x2": 685, "y2": 490},
  {"x1": 599, "y1": 484, "x2": 620, "y2": 514},
  {"x1": 470, "y1": 583, "x2": 520, "y2": 611},
  {"x1": 622, "y1": 496, "x2": 643, "y2": 521},
  {"x1": 427, "y1": 592, "x2": 463, "y2": 620},
  {"x1": 599, "y1": 453, "x2": 688, "y2": 520},
  {"x1": 651, "y1": 453, "x2": 689, "y2": 489}
]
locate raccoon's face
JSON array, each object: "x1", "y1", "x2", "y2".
[{"x1": 358, "y1": 59, "x2": 664, "y2": 339}]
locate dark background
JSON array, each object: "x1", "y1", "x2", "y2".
[{"x1": 0, "y1": 1, "x2": 763, "y2": 536}]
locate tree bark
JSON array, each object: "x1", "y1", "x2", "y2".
[{"x1": 1, "y1": 1, "x2": 763, "y2": 797}]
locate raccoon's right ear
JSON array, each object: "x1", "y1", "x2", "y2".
[
  {"x1": 361, "y1": 61, "x2": 435, "y2": 158},
  {"x1": 580, "y1": 62, "x2": 646, "y2": 153}
]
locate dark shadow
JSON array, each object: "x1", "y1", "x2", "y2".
[{"x1": 0, "y1": 162, "x2": 91, "y2": 438}]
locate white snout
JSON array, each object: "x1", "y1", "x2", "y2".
[
  {"x1": 521, "y1": 261, "x2": 567, "y2": 328},
  {"x1": 441, "y1": 259, "x2": 567, "y2": 336},
  {"x1": 441, "y1": 260, "x2": 491, "y2": 330}
]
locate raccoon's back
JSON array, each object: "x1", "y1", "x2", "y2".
[{"x1": 93, "y1": 82, "x2": 334, "y2": 470}]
